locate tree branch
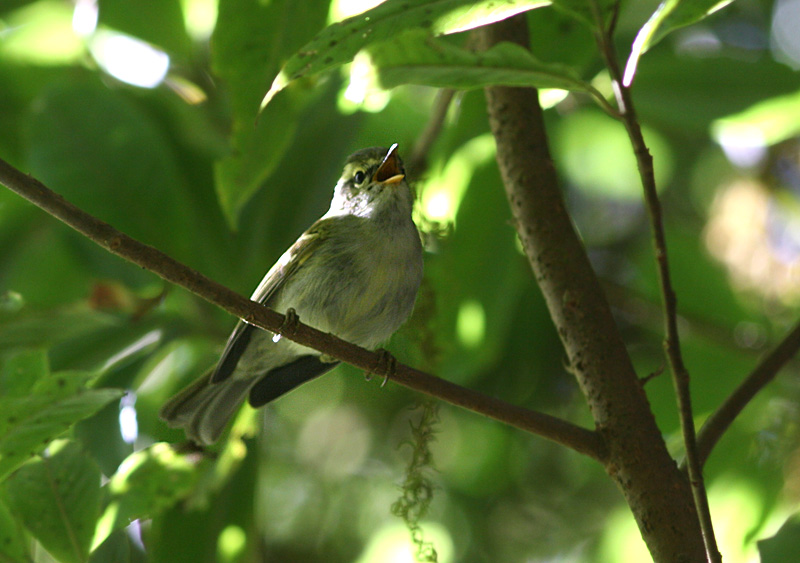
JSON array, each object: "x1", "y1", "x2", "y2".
[
  {"x1": 476, "y1": 15, "x2": 706, "y2": 561},
  {"x1": 0, "y1": 156, "x2": 606, "y2": 462},
  {"x1": 696, "y1": 319, "x2": 800, "y2": 467},
  {"x1": 593, "y1": 8, "x2": 720, "y2": 561},
  {"x1": 407, "y1": 89, "x2": 456, "y2": 178}
]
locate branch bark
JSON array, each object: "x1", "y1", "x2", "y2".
[
  {"x1": 593, "y1": 6, "x2": 719, "y2": 559},
  {"x1": 0, "y1": 156, "x2": 606, "y2": 461},
  {"x1": 476, "y1": 16, "x2": 706, "y2": 561},
  {"x1": 697, "y1": 319, "x2": 800, "y2": 467}
]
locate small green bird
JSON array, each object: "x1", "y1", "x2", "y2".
[{"x1": 160, "y1": 145, "x2": 424, "y2": 445}]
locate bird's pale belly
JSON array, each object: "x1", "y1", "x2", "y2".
[{"x1": 235, "y1": 229, "x2": 422, "y2": 375}]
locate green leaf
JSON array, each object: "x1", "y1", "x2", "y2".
[
  {"x1": 0, "y1": 348, "x2": 48, "y2": 396},
  {"x1": 92, "y1": 443, "x2": 200, "y2": 549},
  {"x1": 261, "y1": 0, "x2": 550, "y2": 108},
  {"x1": 27, "y1": 78, "x2": 195, "y2": 260},
  {"x1": 211, "y1": 0, "x2": 329, "y2": 228},
  {"x1": 0, "y1": 304, "x2": 119, "y2": 350},
  {"x1": 0, "y1": 368, "x2": 123, "y2": 482},
  {"x1": 364, "y1": 29, "x2": 611, "y2": 112},
  {"x1": 759, "y1": 514, "x2": 800, "y2": 562},
  {"x1": 4, "y1": 441, "x2": 102, "y2": 563},
  {"x1": 553, "y1": 109, "x2": 673, "y2": 200},
  {"x1": 0, "y1": 495, "x2": 29, "y2": 563},
  {"x1": 96, "y1": 0, "x2": 191, "y2": 56},
  {"x1": 711, "y1": 89, "x2": 800, "y2": 148},
  {"x1": 550, "y1": 0, "x2": 617, "y2": 28},
  {"x1": 623, "y1": 0, "x2": 737, "y2": 85}
]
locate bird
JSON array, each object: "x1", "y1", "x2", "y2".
[{"x1": 160, "y1": 144, "x2": 424, "y2": 445}]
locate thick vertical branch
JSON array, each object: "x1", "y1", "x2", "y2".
[{"x1": 476, "y1": 16, "x2": 706, "y2": 561}]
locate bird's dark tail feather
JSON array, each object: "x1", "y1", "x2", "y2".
[{"x1": 159, "y1": 371, "x2": 255, "y2": 446}]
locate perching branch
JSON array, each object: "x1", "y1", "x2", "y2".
[
  {"x1": 592, "y1": 5, "x2": 720, "y2": 561},
  {"x1": 0, "y1": 156, "x2": 606, "y2": 462},
  {"x1": 696, "y1": 319, "x2": 800, "y2": 468},
  {"x1": 476, "y1": 15, "x2": 706, "y2": 561}
]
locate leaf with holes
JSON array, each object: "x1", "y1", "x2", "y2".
[
  {"x1": 261, "y1": 0, "x2": 550, "y2": 108},
  {"x1": 0, "y1": 369, "x2": 123, "y2": 482},
  {"x1": 0, "y1": 496, "x2": 28, "y2": 562}
]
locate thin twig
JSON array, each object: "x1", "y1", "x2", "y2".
[
  {"x1": 477, "y1": 14, "x2": 707, "y2": 560},
  {"x1": 590, "y1": 2, "x2": 721, "y2": 561},
  {"x1": 407, "y1": 89, "x2": 456, "y2": 179},
  {"x1": 696, "y1": 319, "x2": 800, "y2": 468},
  {"x1": 0, "y1": 156, "x2": 607, "y2": 462}
]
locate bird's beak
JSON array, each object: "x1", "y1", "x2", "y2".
[{"x1": 374, "y1": 143, "x2": 404, "y2": 185}]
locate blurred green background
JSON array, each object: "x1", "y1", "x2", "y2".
[{"x1": 2, "y1": 0, "x2": 800, "y2": 561}]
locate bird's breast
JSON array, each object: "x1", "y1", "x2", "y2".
[{"x1": 274, "y1": 217, "x2": 422, "y2": 350}]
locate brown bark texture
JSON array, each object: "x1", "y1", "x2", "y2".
[{"x1": 476, "y1": 16, "x2": 707, "y2": 562}]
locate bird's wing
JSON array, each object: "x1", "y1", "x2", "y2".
[
  {"x1": 248, "y1": 355, "x2": 339, "y2": 407},
  {"x1": 210, "y1": 219, "x2": 330, "y2": 384}
]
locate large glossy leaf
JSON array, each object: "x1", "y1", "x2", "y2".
[
  {"x1": 0, "y1": 304, "x2": 119, "y2": 350},
  {"x1": 623, "y1": 0, "x2": 737, "y2": 85},
  {"x1": 26, "y1": 77, "x2": 195, "y2": 260},
  {"x1": 261, "y1": 0, "x2": 550, "y2": 108},
  {"x1": 4, "y1": 441, "x2": 102, "y2": 563},
  {"x1": 365, "y1": 30, "x2": 612, "y2": 112},
  {"x1": 211, "y1": 0, "x2": 329, "y2": 228}
]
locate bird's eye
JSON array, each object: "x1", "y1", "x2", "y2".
[{"x1": 353, "y1": 170, "x2": 367, "y2": 185}]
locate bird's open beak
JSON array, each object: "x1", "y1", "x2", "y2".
[{"x1": 374, "y1": 143, "x2": 404, "y2": 185}]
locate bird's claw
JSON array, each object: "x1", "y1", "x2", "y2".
[
  {"x1": 279, "y1": 307, "x2": 300, "y2": 336},
  {"x1": 365, "y1": 349, "x2": 396, "y2": 388}
]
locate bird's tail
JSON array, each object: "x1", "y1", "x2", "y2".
[{"x1": 159, "y1": 371, "x2": 255, "y2": 446}]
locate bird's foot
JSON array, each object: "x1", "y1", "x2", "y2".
[
  {"x1": 279, "y1": 307, "x2": 300, "y2": 336},
  {"x1": 365, "y1": 348, "x2": 396, "y2": 388}
]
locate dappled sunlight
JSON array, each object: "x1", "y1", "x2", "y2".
[
  {"x1": 555, "y1": 109, "x2": 673, "y2": 201},
  {"x1": 598, "y1": 481, "x2": 778, "y2": 563},
  {"x1": 419, "y1": 133, "x2": 496, "y2": 223},
  {"x1": 0, "y1": 0, "x2": 85, "y2": 64},
  {"x1": 4, "y1": 0, "x2": 800, "y2": 560},
  {"x1": 356, "y1": 521, "x2": 454, "y2": 563},
  {"x1": 181, "y1": 0, "x2": 218, "y2": 41},
  {"x1": 329, "y1": 0, "x2": 386, "y2": 23},
  {"x1": 771, "y1": 0, "x2": 800, "y2": 69},
  {"x1": 712, "y1": 91, "x2": 800, "y2": 166},
  {"x1": 119, "y1": 392, "x2": 138, "y2": 444},
  {"x1": 456, "y1": 299, "x2": 485, "y2": 349},
  {"x1": 90, "y1": 30, "x2": 170, "y2": 88},
  {"x1": 72, "y1": 0, "x2": 97, "y2": 36},
  {"x1": 339, "y1": 50, "x2": 392, "y2": 113},
  {"x1": 708, "y1": 478, "x2": 788, "y2": 563},
  {"x1": 597, "y1": 508, "x2": 651, "y2": 562},
  {"x1": 217, "y1": 524, "x2": 247, "y2": 563},
  {"x1": 704, "y1": 179, "x2": 800, "y2": 303}
]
